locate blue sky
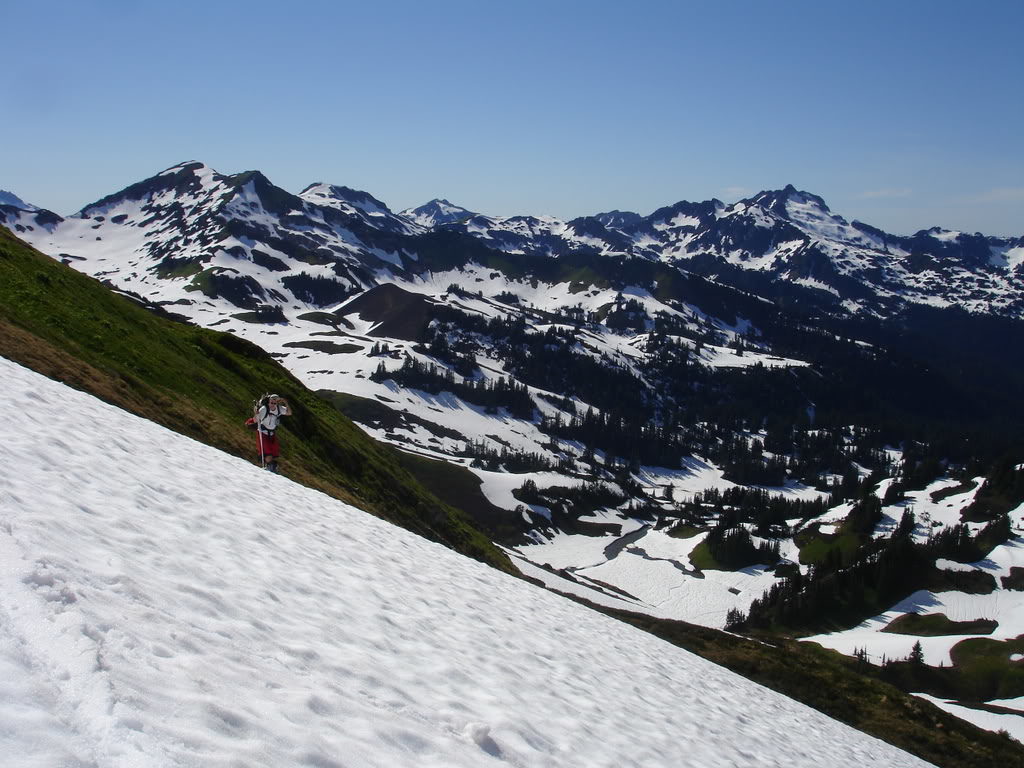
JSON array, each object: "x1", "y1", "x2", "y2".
[{"x1": 3, "y1": 0, "x2": 1021, "y2": 235}]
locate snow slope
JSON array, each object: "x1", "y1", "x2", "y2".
[{"x1": 0, "y1": 355, "x2": 933, "y2": 767}]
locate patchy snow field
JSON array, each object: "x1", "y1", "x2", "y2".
[
  {"x1": 913, "y1": 695, "x2": 1024, "y2": 743},
  {"x1": 508, "y1": 461, "x2": 828, "y2": 629},
  {"x1": 0, "y1": 355, "x2": 935, "y2": 767},
  {"x1": 805, "y1": 515, "x2": 1024, "y2": 667},
  {"x1": 873, "y1": 477, "x2": 989, "y2": 541},
  {"x1": 802, "y1": 525, "x2": 1024, "y2": 742}
]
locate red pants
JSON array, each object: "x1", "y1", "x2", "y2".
[{"x1": 257, "y1": 432, "x2": 280, "y2": 458}]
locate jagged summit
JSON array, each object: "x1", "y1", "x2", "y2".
[
  {"x1": 594, "y1": 210, "x2": 642, "y2": 229},
  {"x1": 299, "y1": 182, "x2": 422, "y2": 235},
  {"x1": 0, "y1": 189, "x2": 38, "y2": 211},
  {"x1": 157, "y1": 159, "x2": 211, "y2": 175},
  {"x1": 78, "y1": 161, "x2": 227, "y2": 216},
  {"x1": 744, "y1": 185, "x2": 831, "y2": 216},
  {"x1": 0, "y1": 188, "x2": 61, "y2": 236},
  {"x1": 921, "y1": 225, "x2": 965, "y2": 238},
  {"x1": 300, "y1": 182, "x2": 392, "y2": 215},
  {"x1": 647, "y1": 198, "x2": 722, "y2": 226},
  {"x1": 400, "y1": 198, "x2": 477, "y2": 228},
  {"x1": 80, "y1": 163, "x2": 309, "y2": 218}
]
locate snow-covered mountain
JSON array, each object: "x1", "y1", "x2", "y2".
[
  {"x1": 6, "y1": 161, "x2": 429, "y2": 314},
  {"x1": 300, "y1": 182, "x2": 424, "y2": 236},
  {"x1": 1, "y1": 189, "x2": 59, "y2": 233},
  {"x1": 430, "y1": 184, "x2": 1024, "y2": 316},
  {"x1": 0, "y1": 189, "x2": 37, "y2": 210},
  {"x1": 8, "y1": 163, "x2": 1023, "y2": 319},
  {"x1": 0, "y1": 354, "x2": 937, "y2": 767},
  {"x1": 400, "y1": 198, "x2": 477, "y2": 228}
]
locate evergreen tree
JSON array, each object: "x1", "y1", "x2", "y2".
[{"x1": 908, "y1": 640, "x2": 925, "y2": 666}]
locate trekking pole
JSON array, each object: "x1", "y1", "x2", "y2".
[{"x1": 254, "y1": 398, "x2": 266, "y2": 469}]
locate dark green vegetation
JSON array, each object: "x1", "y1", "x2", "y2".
[
  {"x1": 791, "y1": 496, "x2": 884, "y2": 570},
  {"x1": 737, "y1": 507, "x2": 1009, "y2": 634},
  {"x1": 512, "y1": 478, "x2": 637, "y2": 535},
  {"x1": 395, "y1": 451, "x2": 530, "y2": 543},
  {"x1": 372, "y1": 355, "x2": 536, "y2": 420},
  {"x1": 602, "y1": 607, "x2": 1024, "y2": 768},
  {"x1": 281, "y1": 272, "x2": 354, "y2": 306},
  {"x1": 677, "y1": 486, "x2": 830, "y2": 539},
  {"x1": 877, "y1": 634, "x2": 1024, "y2": 704},
  {"x1": 686, "y1": 540, "x2": 719, "y2": 571},
  {"x1": 283, "y1": 339, "x2": 364, "y2": 354},
  {"x1": 883, "y1": 613, "x2": 998, "y2": 636},
  {"x1": 1004, "y1": 568, "x2": 1024, "y2": 591},
  {"x1": 963, "y1": 458, "x2": 1024, "y2": 522},
  {"x1": 701, "y1": 524, "x2": 780, "y2": 569},
  {"x1": 0, "y1": 227, "x2": 511, "y2": 572},
  {"x1": 405, "y1": 241, "x2": 1024, "y2": 463},
  {"x1": 231, "y1": 305, "x2": 288, "y2": 324},
  {"x1": 399, "y1": 297, "x2": 1024, "y2": 493},
  {"x1": 949, "y1": 636, "x2": 1024, "y2": 699}
]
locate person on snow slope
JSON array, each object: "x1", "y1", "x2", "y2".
[{"x1": 246, "y1": 394, "x2": 291, "y2": 472}]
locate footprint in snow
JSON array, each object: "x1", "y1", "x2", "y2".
[{"x1": 465, "y1": 722, "x2": 503, "y2": 758}]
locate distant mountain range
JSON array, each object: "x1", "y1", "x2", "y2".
[{"x1": 3, "y1": 161, "x2": 1022, "y2": 319}]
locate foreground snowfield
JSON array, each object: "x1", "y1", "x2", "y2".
[{"x1": 0, "y1": 356, "x2": 933, "y2": 767}]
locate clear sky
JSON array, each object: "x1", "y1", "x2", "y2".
[{"x1": 3, "y1": 0, "x2": 1021, "y2": 235}]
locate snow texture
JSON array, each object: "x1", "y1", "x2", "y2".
[{"x1": 0, "y1": 355, "x2": 934, "y2": 767}]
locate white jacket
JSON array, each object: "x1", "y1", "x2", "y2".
[{"x1": 256, "y1": 402, "x2": 290, "y2": 434}]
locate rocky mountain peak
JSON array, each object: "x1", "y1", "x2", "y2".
[
  {"x1": 401, "y1": 198, "x2": 477, "y2": 228},
  {"x1": 746, "y1": 185, "x2": 831, "y2": 218},
  {"x1": 0, "y1": 189, "x2": 39, "y2": 211},
  {"x1": 299, "y1": 183, "x2": 392, "y2": 214},
  {"x1": 594, "y1": 210, "x2": 642, "y2": 230},
  {"x1": 78, "y1": 161, "x2": 226, "y2": 217}
]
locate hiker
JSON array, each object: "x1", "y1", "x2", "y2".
[{"x1": 246, "y1": 394, "x2": 291, "y2": 472}]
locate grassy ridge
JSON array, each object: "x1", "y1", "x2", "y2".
[{"x1": 0, "y1": 227, "x2": 511, "y2": 572}]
